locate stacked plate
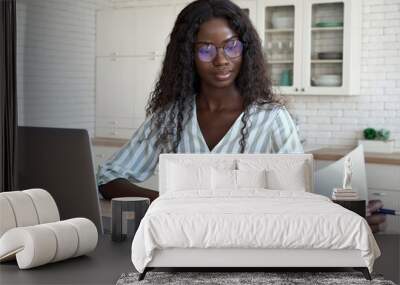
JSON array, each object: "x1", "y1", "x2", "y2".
[
  {"x1": 312, "y1": 75, "x2": 342, "y2": 87},
  {"x1": 271, "y1": 16, "x2": 294, "y2": 29}
]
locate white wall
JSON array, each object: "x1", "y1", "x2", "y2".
[
  {"x1": 16, "y1": 0, "x2": 111, "y2": 136},
  {"x1": 17, "y1": 0, "x2": 400, "y2": 151}
]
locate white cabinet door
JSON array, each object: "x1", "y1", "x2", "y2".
[
  {"x1": 366, "y1": 164, "x2": 400, "y2": 191},
  {"x1": 96, "y1": 57, "x2": 137, "y2": 120},
  {"x1": 131, "y1": 56, "x2": 163, "y2": 120},
  {"x1": 97, "y1": 9, "x2": 136, "y2": 57},
  {"x1": 260, "y1": 0, "x2": 303, "y2": 95},
  {"x1": 97, "y1": 5, "x2": 175, "y2": 56},
  {"x1": 259, "y1": 0, "x2": 361, "y2": 96},
  {"x1": 302, "y1": 0, "x2": 361, "y2": 95},
  {"x1": 134, "y1": 5, "x2": 176, "y2": 56},
  {"x1": 96, "y1": 56, "x2": 162, "y2": 138}
]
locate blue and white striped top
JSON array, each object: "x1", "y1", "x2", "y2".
[{"x1": 97, "y1": 99, "x2": 304, "y2": 186}]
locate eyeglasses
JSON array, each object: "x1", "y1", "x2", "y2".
[{"x1": 195, "y1": 39, "x2": 243, "y2": 62}]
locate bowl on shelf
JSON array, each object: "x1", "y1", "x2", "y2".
[
  {"x1": 271, "y1": 16, "x2": 294, "y2": 29},
  {"x1": 314, "y1": 21, "x2": 343, "y2": 28},
  {"x1": 311, "y1": 74, "x2": 342, "y2": 87},
  {"x1": 317, "y1": 52, "x2": 343, "y2": 60}
]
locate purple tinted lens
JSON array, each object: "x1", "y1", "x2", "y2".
[
  {"x1": 224, "y1": 40, "x2": 243, "y2": 58},
  {"x1": 198, "y1": 45, "x2": 216, "y2": 62}
]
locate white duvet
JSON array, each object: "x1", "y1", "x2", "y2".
[{"x1": 131, "y1": 190, "x2": 380, "y2": 273}]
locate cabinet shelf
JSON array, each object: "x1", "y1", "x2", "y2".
[
  {"x1": 311, "y1": 59, "x2": 343, "y2": 64},
  {"x1": 311, "y1": 27, "x2": 343, "y2": 32},
  {"x1": 265, "y1": 28, "x2": 294, "y2": 33},
  {"x1": 268, "y1": 60, "x2": 294, "y2": 64}
]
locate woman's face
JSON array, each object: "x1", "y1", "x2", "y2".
[{"x1": 194, "y1": 18, "x2": 243, "y2": 89}]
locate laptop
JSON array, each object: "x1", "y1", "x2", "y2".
[{"x1": 16, "y1": 126, "x2": 103, "y2": 233}]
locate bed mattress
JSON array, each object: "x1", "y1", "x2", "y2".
[{"x1": 131, "y1": 190, "x2": 380, "y2": 273}]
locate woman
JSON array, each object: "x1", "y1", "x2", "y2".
[{"x1": 97, "y1": 0, "x2": 304, "y2": 201}]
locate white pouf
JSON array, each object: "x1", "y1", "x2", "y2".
[
  {"x1": 0, "y1": 189, "x2": 98, "y2": 269},
  {"x1": 0, "y1": 218, "x2": 98, "y2": 269}
]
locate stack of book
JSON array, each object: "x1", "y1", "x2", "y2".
[{"x1": 332, "y1": 188, "x2": 359, "y2": 200}]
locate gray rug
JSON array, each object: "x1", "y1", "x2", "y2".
[{"x1": 116, "y1": 271, "x2": 396, "y2": 285}]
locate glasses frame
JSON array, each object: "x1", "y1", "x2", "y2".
[{"x1": 194, "y1": 38, "x2": 244, "y2": 62}]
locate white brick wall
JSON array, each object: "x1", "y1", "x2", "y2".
[
  {"x1": 16, "y1": 0, "x2": 111, "y2": 136},
  {"x1": 288, "y1": 0, "x2": 400, "y2": 152}
]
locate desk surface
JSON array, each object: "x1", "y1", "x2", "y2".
[
  {"x1": 308, "y1": 147, "x2": 400, "y2": 165},
  {"x1": 0, "y1": 234, "x2": 133, "y2": 285},
  {"x1": 1, "y1": 232, "x2": 398, "y2": 285}
]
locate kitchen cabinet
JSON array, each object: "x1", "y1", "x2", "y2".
[
  {"x1": 260, "y1": 0, "x2": 361, "y2": 95},
  {"x1": 96, "y1": 56, "x2": 162, "y2": 139},
  {"x1": 95, "y1": 3, "x2": 181, "y2": 139},
  {"x1": 96, "y1": 5, "x2": 175, "y2": 57}
]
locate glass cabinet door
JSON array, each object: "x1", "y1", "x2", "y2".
[
  {"x1": 262, "y1": 0, "x2": 302, "y2": 94},
  {"x1": 303, "y1": 1, "x2": 346, "y2": 94}
]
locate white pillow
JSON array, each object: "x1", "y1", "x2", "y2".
[
  {"x1": 211, "y1": 168, "x2": 268, "y2": 191},
  {"x1": 237, "y1": 159, "x2": 309, "y2": 191},
  {"x1": 236, "y1": 169, "x2": 268, "y2": 189},
  {"x1": 167, "y1": 162, "x2": 211, "y2": 192},
  {"x1": 211, "y1": 168, "x2": 236, "y2": 190},
  {"x1": 266, "y1": 164, "x2": 307, "y2": 191}
]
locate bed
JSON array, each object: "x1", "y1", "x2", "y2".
[{"x1": 131, "y1": 154, "x2": 380, "y2": 280}]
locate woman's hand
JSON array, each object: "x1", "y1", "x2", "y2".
[
  {"x1": 99, "y1": 178, "x2": 159, "y2": 202},
  {"x1": 366, "y1": 200, "x2": 386, "y2": 233}
]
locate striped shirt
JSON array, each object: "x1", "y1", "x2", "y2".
[{"x1": 97, "y1": 99, "x2": 304, "y2": 186}]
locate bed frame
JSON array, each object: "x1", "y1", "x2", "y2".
[
  {"x1": 138, "y1": 154, "x2": 372, "y2": 281},
  {"x1": 139, "y1": 248, "x2": 371, "y2": 280}
]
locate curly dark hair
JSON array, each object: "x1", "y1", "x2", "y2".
[{"x1": 144, "y1": 0, "x2": 285, "y2": 153}]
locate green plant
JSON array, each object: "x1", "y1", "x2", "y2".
[
  {"x1": 363, "y1": 128, "x2": 377, "y2": 140},
  {"x1": 363, "y1": 128, "x2": 390, "y2": 141},
  {"x1": 376, "y1": 129, "x2": 391, "y2": 141}
]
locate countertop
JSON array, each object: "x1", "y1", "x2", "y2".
[
  {"x1": 307, "y1": 148, "x2": 400, "y2": 165},
  {"x1": 92, "y1": 138, "x2": 400, "y2": 166},
  {"x1": 92, "y1": 137, "x2": 128, "y2": 147}
]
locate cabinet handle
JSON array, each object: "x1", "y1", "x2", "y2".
[
  {"x1": 301, "y1": 88, "x2": 305, "y2": 92},
  {"x1": 372, "y1": 192, "x2": 387, "y2": 196},
  {"x1": 295, "y1": 88, "x2": 299, "y2": 92}
]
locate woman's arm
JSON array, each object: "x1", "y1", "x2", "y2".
[
  {"x1": 98, "y1": 178, "x2": 159, "y2": 202},
  {"x1": 96, "y1": 114, "x2": 163, "y2": 199},
  {"x1": 269, "y1": 107, "x2": 304, "y2": 154}
]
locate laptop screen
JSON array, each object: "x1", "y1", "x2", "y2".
[{"x1": 17, "y1": 126, "x2": 103, "y2": 233}]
